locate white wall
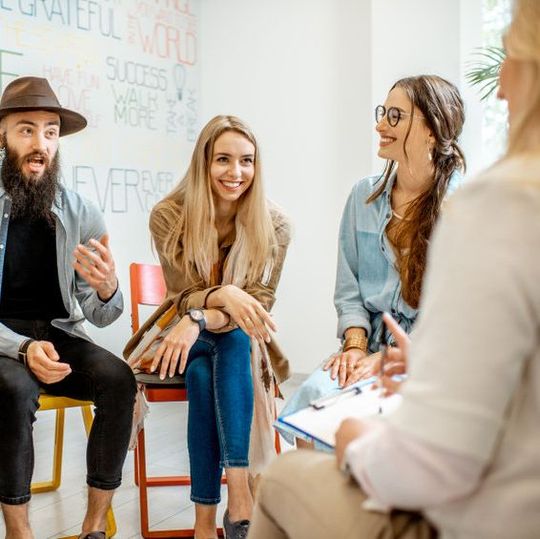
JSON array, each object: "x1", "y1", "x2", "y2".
[
  {"x1": 460, "y1": 0, "x2": 486, "y2": 175},
  {"x1": 200, "y1": 0, "x2": 483, "y2": 374},
  {"x1": 371, "y1": 0, "x2": 483, "y2": 174},
  {"x1": 200, "y1": 0, "x2": 373, "y2": 374}
]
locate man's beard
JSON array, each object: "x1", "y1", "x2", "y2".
[{"x1": 1, "y1": 144, "x2": 60, "y2": 225}]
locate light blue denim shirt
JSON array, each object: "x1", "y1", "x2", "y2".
[
  {"x1": 335, "y1": 171, "x2": 461, "y2": 352},
  {"x1": 0, "y1": 182, "x2": 123, "y2": 359}
]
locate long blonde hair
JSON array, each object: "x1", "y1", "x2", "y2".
[
  {"x1": 155, "y1": 115, "x2": 277, "y2": 287},
  {"x1": 505, "y1": 0, "x2": 540, "y2": 155}
]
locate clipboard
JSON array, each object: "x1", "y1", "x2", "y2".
[{"x1": 276, "y1": 382, "x2": 402, "y2": 449}]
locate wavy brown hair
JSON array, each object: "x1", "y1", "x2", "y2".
[{"x1": 368, "y1": 75, "x2": 466, "y2": 308}]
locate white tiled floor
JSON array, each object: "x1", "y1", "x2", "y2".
[{"x1": 0, "y1": 375, "x2": 304, "y2": 538}]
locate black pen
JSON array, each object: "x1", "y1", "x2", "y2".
[{"x1": 309, "y1": 385, "x2": 362, "y2": 410}]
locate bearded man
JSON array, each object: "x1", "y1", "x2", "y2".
[{"x1": 0, "y1": 77, "x2": 136, "y2": 539}]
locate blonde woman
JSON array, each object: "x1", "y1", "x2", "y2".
[
  {"x1": 249, "y1": 1, "x2": 540, "y2": 538},
  {"x1": 127, "y1": 116, "x2": 290, "y2": 539}
]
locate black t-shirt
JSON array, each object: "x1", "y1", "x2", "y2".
[{"x1": 0, "y1": 217, "x2": 68, "y2": 320}]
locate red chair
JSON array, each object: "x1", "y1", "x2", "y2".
[
  {"x1": 130, "y1": 263, "x2": 281, "y2": 538},
  {"x1": 130, "y1": 263, "x2": 196, "y2": 538}
]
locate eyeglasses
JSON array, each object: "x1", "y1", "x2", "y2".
[{"x1": 375, "y1": 105, "x2": 424, "y2": 127}]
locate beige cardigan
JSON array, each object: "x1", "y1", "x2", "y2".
[
  {"x1": 124, "y1": 201, "x2": 291, "y2": 473},
  {"x1": 385, "y1": 156, "x2": 540, "y2": 538}
]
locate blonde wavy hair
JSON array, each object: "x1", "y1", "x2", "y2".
[
  {"x1": 505, "y1": 0, "x2": 540, "y2": 155},
  {"x1": 155, "y1": 115, "x2": 277, "y2": 287}
]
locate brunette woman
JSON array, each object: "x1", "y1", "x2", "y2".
[{"x1": 278, "y1": 74, "x2": 466, "y2": 447}]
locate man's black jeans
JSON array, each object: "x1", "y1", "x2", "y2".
[{"x1": 0, "y1": 319, "x2": 136, "y2": 505}]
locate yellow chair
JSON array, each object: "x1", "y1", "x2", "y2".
[{"x1": 32, "y1": 393, "x2": 117, "y2": 538}]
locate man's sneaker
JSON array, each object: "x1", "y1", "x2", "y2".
[{"x1": 223, "y1": 510, "x2": 250, "y2": 539}]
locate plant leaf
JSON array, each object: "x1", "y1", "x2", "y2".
[{"x1": 465, "y1": 46, "x2": 505, "y2": 101}]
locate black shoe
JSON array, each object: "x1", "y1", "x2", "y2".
[
  {"x1": 79, "y1": 533, "x2": 106, "y2": 539},
  {"x1": 223, "y1": 510, "x2": 250, "y2": 539}
]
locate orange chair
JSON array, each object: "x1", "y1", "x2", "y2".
[
  {"x1": 130, "y1": 262, "x2": 281, "y2": 538},
  {"x1": 132, "y1": 262, "x2": 217, "y2": 538}
]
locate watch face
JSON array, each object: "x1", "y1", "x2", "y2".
[{"x1": 190, "y1": 310, "x2": 204, "y2": 321}]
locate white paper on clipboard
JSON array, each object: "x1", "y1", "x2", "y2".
[{"x1": 276, "y1": 385, "x2": 402, "y2": 449}]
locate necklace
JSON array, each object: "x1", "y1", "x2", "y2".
[{"x1": 392, "y1": 210, "x2": 404, "y2": 220}]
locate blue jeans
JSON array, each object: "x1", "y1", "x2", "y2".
[
  {"x1": 185, "y1": 328, "x2": 253, "y2": 505},
  {"x1": 0, "y1": 319, "x2": 137, "y2": 505}
]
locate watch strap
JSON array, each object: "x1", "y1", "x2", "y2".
[{"x1": 18, "y1": 339, "x2": 34, "y2": 367}]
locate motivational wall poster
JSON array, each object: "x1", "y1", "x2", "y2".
[
  {"x1": 0, "y1": 0, "x2": 201, "y2": 349},
  {"x1": 0, "y1": 0, "x2": 200, "y2": 215}
]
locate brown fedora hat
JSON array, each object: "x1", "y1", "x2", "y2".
[{"x1": 0, "y1": 76, "x2": 87, "y2": 136}]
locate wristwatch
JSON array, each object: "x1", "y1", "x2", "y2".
[
  {"x1": 18, "y1": 339, "x2": 34, "y2": 367},
  {"x1": 186, "y1": 308, "x2": 207, "y2": 332}
]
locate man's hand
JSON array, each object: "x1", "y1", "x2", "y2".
[
  {"x1": 73, "y1": 234, "x2": 118, "y2": 301},
  {"x1": 26, "y1": 341, "x2": 71, "y2": 384},
  {"x1": 323, "y1": 349, "x2": 367, "y2": 387},
  {"x1": 335, "y1": 418, "x2": 365, "y2": 468}
]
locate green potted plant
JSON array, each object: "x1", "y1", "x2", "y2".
[{"x1": 465, "y1": 46, "x2": 505, "y2": 100}]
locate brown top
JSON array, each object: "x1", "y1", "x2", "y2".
[{"x1": 124, "y1": 201, "x2": 292, "y2": 384}]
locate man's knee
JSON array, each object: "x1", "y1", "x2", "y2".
[
  {"x1": 95, "y1": 355, "x2": 136, "y2": 403},
  {"x1": 109, "y1": 357, "x2": 136, "y2": 397},
  {"x1": 0, "y1": 362, "x2": 40, "y2": 413}
]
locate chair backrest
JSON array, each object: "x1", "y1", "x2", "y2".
[{"x1": 130, "y1": 263, "x2": 167, "y2": 334}]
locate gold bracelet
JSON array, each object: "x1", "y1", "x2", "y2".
[
  {"x1": 343, "y1": 343, "x2": 366, "y2": 352},
  {"x1": 345, "y1": 328, "x2": 365, "y2": 339},
  {"x1": 343, "y1": 335, "x2": 367, "y2": 353}
]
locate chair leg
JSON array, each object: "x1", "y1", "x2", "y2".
[
  {"x1": 137, "y1": 426, "x2": 197, "y2": 538},
  {"x1": 105, "y1": 507, "x2": 117, "y2": 539},
  {"x1": 134, "y1": 446, "x2": 140, "y2": 486},
  {"x1": 81, "y1": 405, "x2": 94, "y2": 435},
  {"x1": 137, "y1": 427, "x2": 152, "y2": 537},
  {"x1": 31, "y1": 408, "x2": 65, "y2": 493},
  {"x1": 273, "y1": 400, "x2": 282, "y2": 454},
  {"x1": 274, "y1": 429, "x2": 282, "y2": 454}
]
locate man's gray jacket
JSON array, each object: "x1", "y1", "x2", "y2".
[{"x1": 0, "y1": 182, "x2": 123, "y2": 359}]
